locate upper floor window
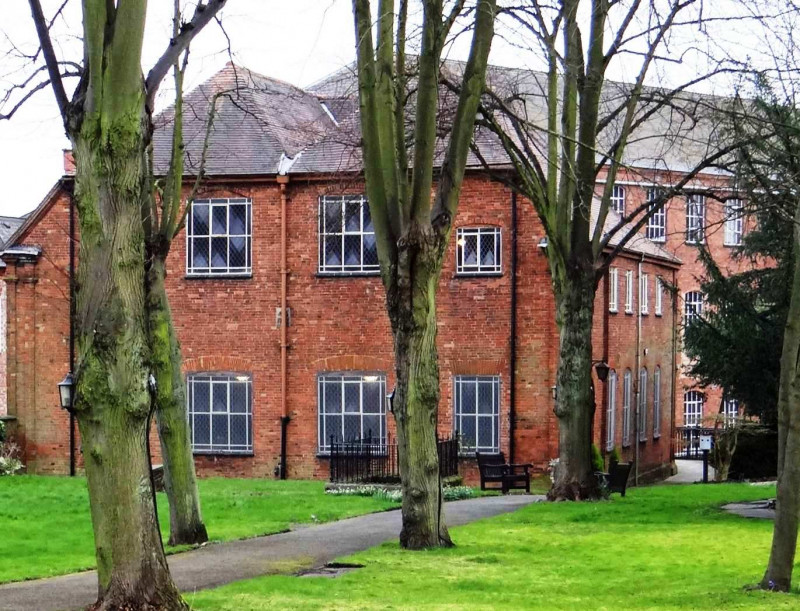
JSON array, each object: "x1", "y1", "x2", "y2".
[
  {"x1": 684, "y1": 390, "x2": 704, "y2": 427},
  {"x1": 318, "y1": 373, "x2": 386, "y2": 453},
  {"x1": 684, "y1": 291, "x2": 704, "y2": 327},
  {"x1": 724, "y1": 199, "x2": 744, "y2": 246},
  {"x1": 456, "y1": 227, "x2": 502, "y2": 275},
  {"x1": 640, "y1": 273, "x2": 649, "y2": 315},
  {"x1": 723, "y1": 397, "x2": 740, "y2": 427},
  {"x1": 454, "y1": 375, "x2": 500, "y2": 454},
  {"x1": 622, "y1": 369, "x2": 632, "y2": 446},
  {"x1": 638, "y1": 368, "x2": 648, "y2": 442},
  {"x1": 655, "y1": 277, "x2": 664, "y2": 316},
  {"x1": 645, "y1": 187, "x2": 666, "y2": 242},
  {"x1": 686, "y1": 194, "x2": 706, "y2": 244},
  {"x1": 188, "y1": 373, "x2": 252, "y2": 454},
  {"x1": 653, "y1": 366, "x2": 662, "y2": 438},
  {"x1": 319, "y1": 195, "x2": 379, "y2": 275},
  {"x1": 606, "y1": 369, "x2": 617, "y2": 451},
  {"x1": 609, "y1": 267, "x2": 619, "y2": 313},
  {"x1": 187, "y1": 199, "x2": 252, "y2": 276},
  {"x1": 611, "y1": 185, "x2": 626, "y2": 215},
  {"x1": 625, "y1": 270, "x2": 634, "y2": 314}
]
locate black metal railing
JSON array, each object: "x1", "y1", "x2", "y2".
[
  {"x1": 674, "y1": 426, "x2": 715, "y2": 459},
  {"x1": 329, "y1": 433, "x2": 460, "y2": 483}
]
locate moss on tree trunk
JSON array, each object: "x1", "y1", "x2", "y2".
[
  {"x1": 71, "y1": 114, "x2": 186, "y2": 609},
  {"x1": 146, "y1": 255, "x2": 208, "y2": 546},
  {"x1": 389, "y1": 231, "x2": 451, "y2": 549},
  {"x1": 760, "y1": 199, "x2": 800, "y2": 592},
  {"x1": 549, "y1": 266, "x2": 600, "y2": 501}
]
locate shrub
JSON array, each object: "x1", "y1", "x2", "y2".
[
  {"x1": 0, "y1": 421, "x2": 23, "y2": 476},
  {"x1": 325, "y1": 484, "x2": 476, "y2": 503},
  {"x1": 727, "y1": 425, "x2": 777, "y2": 481},
  {"x1": 609, "y1": 446, "x2": 621, "y2": 467}
]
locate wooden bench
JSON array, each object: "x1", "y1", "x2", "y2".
[
  {"x1": 598, "y1": 461, "x2": 633, "y2": 496},
  {"x1": 476, "y1": 452, "x2": 532, "y2": 494}
]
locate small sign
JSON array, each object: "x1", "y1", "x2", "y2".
[{"x1": 699, "y1": 435, "x2": 712, "y2": 451}]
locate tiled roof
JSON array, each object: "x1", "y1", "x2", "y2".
[{"x1": 0, "y1": 216, "x2": 25, "y2": 249}]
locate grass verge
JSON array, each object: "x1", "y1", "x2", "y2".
[
  {"x1": 187, "y1": 483, "x2": 797, "y2": 610},
  {"x1": 0, "y1": 476, "x2": 396, "y2": 584}
]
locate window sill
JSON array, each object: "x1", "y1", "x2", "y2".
[
  {"x1": 655, "y1": 312, "x2": 663, "y2": 317},
  {"x1": 185, "y1": 273, "x2": 253, "y2": 280},
  {"x1": 653, "y1": 434, "x2": 661, "y2": 440},
  {"x1": 315, "y1": 272, "x2": 381, "y2": 278},
  {"x1": 453, "y1": 272, "x2": 504, "y2": 279},
  {"x1": 192, "y1": 451, "x2": 254, "y2": 457},
  {"x1": 609, "y1": 308, "x2": 618, "y2": 314},
  {"x1": 624, "y1": 310, "x2": 634, "y2": 315},
  {"x1": 641, "y1": 311, "x2": 649, "y2": 316},
  {"x1": 723, "y1": 243, "x2": 742, "y2": 248}
]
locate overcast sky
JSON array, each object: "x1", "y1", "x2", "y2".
[{"x1": 0, "y1": 0, "x2": 784, "y2": 218}]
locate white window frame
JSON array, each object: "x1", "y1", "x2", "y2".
[
  {"x1": 655, "y1": 277, "x2": 663, "y2": 316},
  {"x1": 684, "y1": 291, "x2": 704, "y2": 328},
  {"x1": 454, "y1": 375, "x2": 501, "y2": 454},
  {"x1": 187, "y1": 373, "x2": 253, "y2": 455},
  {"x1": 622, "y1": 370, "x2": 632, "y2": 447},
  {"x1": 318, "y1": 195, "x2": 380, "y2": 275},
  {"x1": 686, "y1": 194, "x2": 706, "y2": 244},
  {"x1": 609, "y1": 268, "x2": 619, "y2": 313},
  {"x1": 611, "y1": 185, "x2": 626, "y2": 215},
  {"x1": 456, "y1": 227, "x2": 502, "y2": 275},
  {"x1": 638, "y1": 368, "x2": 648, "y2": 442},
  {"x1": 653, "y1": 367, "x2": 662, "y2": 438},
  {"x1": 723, "y1": 397, "x2": 739, "y2": 427},
  {"x1": 646, "y1": 188, "x2": 666, "y2": 242},
  {"x1": 724, "y1": 199, "x2": 744, "y2": 246},
  {"x1": 186, "y1": 198, "x2": 252, "y2": 277},
  {"x1": 640, "y1": 273, "x2": 649, "y2": 315},
  {"x1": 684, "y1": 391, "x2": 704, "y2": 427},
  {"x1": 606, "y1": 370, "x2": 617, "y2": 451},
  {"x1": 625, "y1": 270, "x2": 634, "y2": 314},
  {"x1": 318, "y1": 373, "x2": 387, "y2": 453}
]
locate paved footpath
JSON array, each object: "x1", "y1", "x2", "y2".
[{"x1": 0, "y1": 494, "x2": 539, "y2": 611}]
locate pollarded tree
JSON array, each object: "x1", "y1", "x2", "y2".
[
  {"x1": 352, "y1": 0, "x2": 496, "y2": 548},
  {"x1": 20, "y1": 1, "x2": 226, "y2": 607},
  {"x1": 477, "y1": 0, "x2": 754, "y2": 500}
]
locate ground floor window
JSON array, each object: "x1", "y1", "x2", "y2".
[
  {"x1": 723, "y1": 397, "x2": 739, "y2": 427},
  {"x1": 187, "y1": 373, "x2": 252, "y2": 454},
  {"x1": 684, "y1": 391, "x2": 704, "y2": 427},
  {"x1": 622, "y1": 370, "x2": 632, "y2": 446},
  {"x1": 653, "y1": 367, "x2": 662, "y2": 438},
  {"x1": 318, "y1": 373, "x2": 387, "y2": 453},
  {"x1": 454, "y1": 375, "x2": 500, "y2": 454},
  {"x1": 606, "y1": 370, "x2": 617, "y2": 451}
]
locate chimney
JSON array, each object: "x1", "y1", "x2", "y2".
[{"x1": 63, "y1": 149, "x2": 76, "y2": 176}]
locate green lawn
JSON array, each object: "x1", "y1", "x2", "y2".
[
  {"x1": 0, "y1": 476, "x2": 396, "y2": 584},
  {"x1": 187, "y1": 484, "x2": 798, "y2": 610}
]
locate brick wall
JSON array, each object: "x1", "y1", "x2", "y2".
[{"x1": 4, "y1": 173, "x2": 677, "y2": 484}]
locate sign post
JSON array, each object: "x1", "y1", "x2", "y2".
[{"x1": 699, "y1": 435, "x2": 713, "y2": 483}]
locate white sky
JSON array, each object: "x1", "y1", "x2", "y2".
[{"x1": 0, "y1": 0, "x2": 787, "y2": 218}]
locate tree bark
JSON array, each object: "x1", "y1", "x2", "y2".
[
  {"x1": 549, "y1": 265, "x2": 601, "y2": 501},
  {"x1": 760, "y1": 197, "x2": 800, "y2": 592},
  {"x1": 389, "y1": 228, "x2": 451, "y2": 549},
  {"x1": 146, "y1": 254, "x2": 208, "y2": 546},
  {"x1": 72, "y1": 126, "x2": 186, "y2": 609}
]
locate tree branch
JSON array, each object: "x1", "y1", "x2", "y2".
[
  {"x1": 145, "y1": 0, "x2": 228, "y2": 111},
  {"x1": 27, "y1": 0, "x2": 69, "y2": 121}
]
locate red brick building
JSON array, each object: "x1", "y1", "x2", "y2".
[{"x1": 0, "y1": 64, "x2": 686, "y2": 483}]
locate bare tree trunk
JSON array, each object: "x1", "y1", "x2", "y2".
[
  {"x1": 549, "y1": 266, "x2": 600, "y2": 500},
  {"x1": 146, "y1": 255, "x2": 208, "y2": 546},
  {"x1": 760, "y1": 198, "x2": 800, "y2": 592},
  {"x1": 72, "y1": 132, "x2": 186, "y2": 609},
  {"x1": 390, "y1": 231, "x2": 451, "y2": 549}
]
